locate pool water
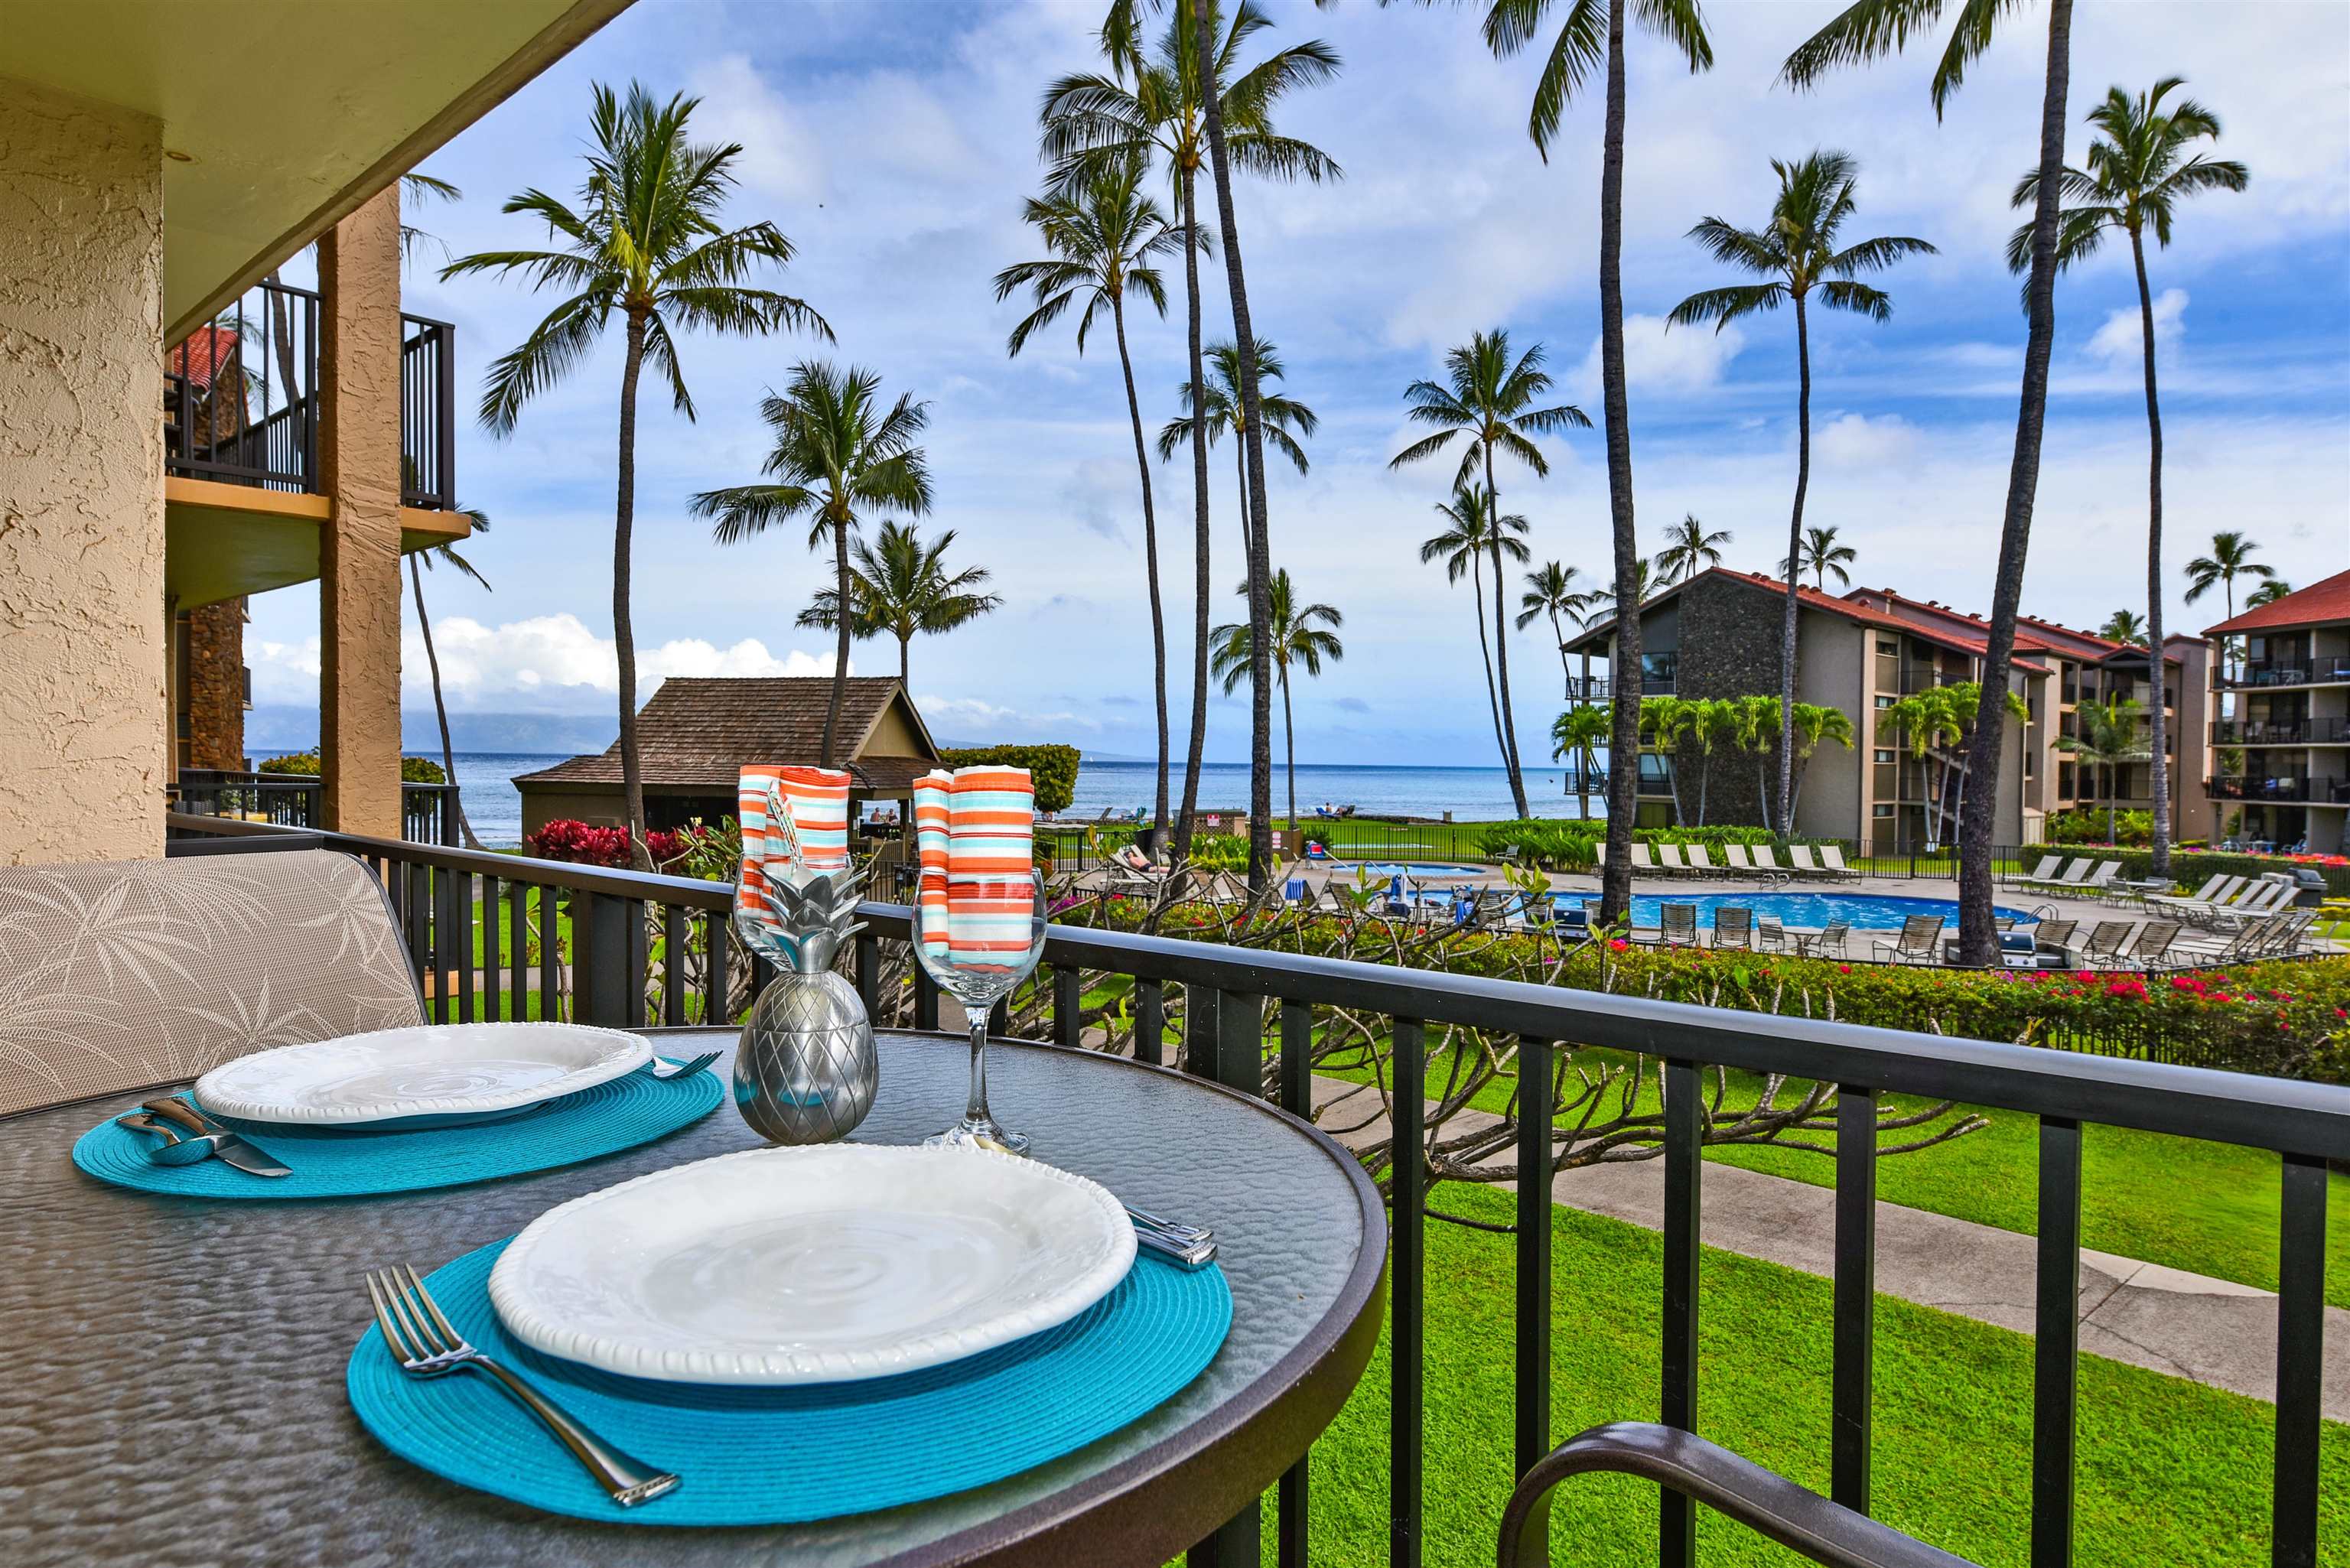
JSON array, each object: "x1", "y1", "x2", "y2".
[
  {"x1": 1558, "y1": 892, "x2": 2033, "y2": 929},
  {"x1": 1351, "y1": 862, "x2": 1488, "y2": 880}
]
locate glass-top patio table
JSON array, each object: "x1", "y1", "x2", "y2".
[{"x1": 2, "y1": 1028, "x2": 1385, "y2": 1568}]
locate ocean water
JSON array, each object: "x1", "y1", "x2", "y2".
[{"x1": 424, "y1": 753, "x2": 1595, "y2": 849}]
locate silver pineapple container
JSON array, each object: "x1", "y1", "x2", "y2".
[{"x1": 733, "y1": 865, "x2": 877, "y2": 1144}]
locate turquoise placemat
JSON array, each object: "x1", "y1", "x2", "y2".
[
  {"x1": 72, "y1": 1066, "x2": 722, "y2": 1199},
  {"x1": 347, "y1": 1238, "x2": 1232, "y2": 1526}
]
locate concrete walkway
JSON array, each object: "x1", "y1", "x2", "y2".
[{"x1": 1311, "y1": 1075, "x2": 2350, "y2": 1420}]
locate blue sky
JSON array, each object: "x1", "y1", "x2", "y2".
[{"x1": 247, "y1": 0, "x2": 2350, "y2": 763}]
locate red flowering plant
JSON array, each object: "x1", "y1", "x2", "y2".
[{"x1": 526, "y1": 818, "x2": 706, "y2": 870}]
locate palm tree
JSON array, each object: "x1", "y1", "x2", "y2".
[
  {"x1": 1516, "y1": 561, "x2": 1594, "y2": 689},
  {"x1": 692, "y1": 363, "x2": 933, "y2": 763},
  {"x1": 1209, "y1": 568, "x2": 1343, "y2": 834},
  {"x1": 1551, "y1": 702, "x2": 1611, "y2": 821},
  {"x1": 1576, "y1": 555, "x2": 1654, "y2": 621},
  {"x1": 2185, "y1": 530, "x2": 2274, "y2": 622},
  {"x1": 1883, "y1": 688, "x2": 1965, "y2": 852},
  {"x1": 1044, "y1": 0, "x2": 1339, "y2": 876},
  {"x1": 2059, "y1": 694, "x2": 2153, "y2": 844},
  {"x1": 1639, "y1": 695, "x2": 1698, "y2": 826},
  {"x1": 1784, "y1": 0, "x2": 2075, "y2": 965},
  {"x1": 1781, "y1": 524, "x2": 1859, "y2": 589},
  {"x1": 1670, "y1": 150, "x2": 1934, "y2": 839},
  {"x1": 1786, "y1": 701, "x2": 1856, "y2": 824},
  {"x1": 795, "y1": 521, "x2": 1000, "y2": 688},
  {"x1": 2246, "y1": 579, "x2": 2294, "y2": 610},
  {"x1": 2010, "y1": 77, "x2": 2244, "y2": 883},
  {"x1": 1478, "y1": 0, "x2": 1711, "y2": 926},
  {"x1": 1420, "y1": 486, "x2": 1531, "y2": 787},
  {"x1": 1686, "y1": 698, "x2": 1753, "y2": 826},
  {"x1": 407, "y1": 508, "x2": 492, "y2": 851},
  {"x1": 1156, "y1": 337, "x2": 1317, "y2": 561},
  {"x1": 1654, "y1": 513, "x2": 1733, "y2": 584},
  {"x1": 1388, "y1": 328, "x2": 1591, "y2": 818},
  {"x1": 995, "y1": 159, "x2": 1181, "y2": 846},
  {"x1": 2099, "y1": 609, "x2": 2147, "y2": 646},
  {"x1": 441, "y1": 82, "x2": 829, "y2": 867}
]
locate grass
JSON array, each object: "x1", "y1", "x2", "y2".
[
  {"x1": 1252, "y1": 1180, "x2": 2348, "y2": 1565},
  {"x1": 1327, "y1": 1041, "x2": 2350, "y2": 1308}
]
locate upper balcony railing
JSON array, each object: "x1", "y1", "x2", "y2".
[
  {"x1": 155, "y1": 812, "x2": 2345, "y2": 1568},
  {"x1": 164, "y1": 278, "x2": 457, "y2": 509},
  {"x1": 2205, "y1": 773, "x2": 2326, "y2": 803},
  {"x1": 2219, "y1": 659, "x2": 2350, "y2": 689},
  {"x1": 168, "y1": 768, "x2": 459, "y2": 844},
  {"x1": 1564, "y1": 674, "x2": 1676, "y2": 701},
  {"x1": 2212, "y1": 716, "x2": 2350, "y2": 747}
]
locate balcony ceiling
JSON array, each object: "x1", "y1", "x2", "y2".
[
  {"x1": 164, "y1": 477, "x2": 470, "y2": 610},
  {"x1": 10, "y1": 0, "x2": 633, "y2": 342}
]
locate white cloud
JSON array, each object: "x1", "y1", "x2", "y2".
[
  {"x1": 1814, "y1": 412, "x2": 1922, "y2": 470},
  {"x1": 1572, "y1": 315, "x2": 1747, "y2": 403},
  {"x1": 689, "y1": 54, "x2": 828, "y2": 205},
  {"x1": 2087, "y1": 287, "x2": 2187, "y2": 366},
  {"x1": 917, "y1": 693, "x2": 1102, "y2": 737}
]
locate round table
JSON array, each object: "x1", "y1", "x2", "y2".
[{"x1": 0, "y1": 1029, "x2": 1385, "y2": 1568}]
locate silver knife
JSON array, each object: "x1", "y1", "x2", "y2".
[
  {"x1": 140, "y1": 1098, "x2": 292, "y2": 1177},
  {"x1": 1128, "y1": 1211, "x2": 1216, "y2": 1270}
]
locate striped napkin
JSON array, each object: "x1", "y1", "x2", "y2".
[
  {"x1": 739, "y1": 765, "x2": 852, "y2": 912},
  {"x1": 946, "y1": 766, "x2": 1034, "y2": 965},
  {"x1": 913, "y1": 769, "x2": 953, "y2": 957}
]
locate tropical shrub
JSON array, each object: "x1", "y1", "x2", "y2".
[
  {"x1": 257, "y1": 751, "x2": 448, "y2": 784},
  {"x1": 527, "y1": 818, "x2": 701, "y2": 868},
  {"x1": 2046, "y1": 807, "x2": 2152, "y2": 846},
  {"x1": 939, "y1": 743, "x2": 1080, "y2": 814}
]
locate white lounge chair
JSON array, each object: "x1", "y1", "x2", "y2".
[
  {"x1": 1684, "y1": 844, "x2": 1718, "y2": 877},
  {"x1": 2078, "y1": 860, "x2": 2124, "y2": 896},
  {"x1": 2024, "y1": 859, "x2": 2092, "y2": 893},
  {"x1": 1751, "y1": 845, "x2": 1791, "y2": 880},
  {"x1": 1786, "y1": 844, "x2": 1827, "y2": 880},
  {"x1": 1629, "y1": 842, "x2": 1661, "y2": 877},
  {"x1": 2002, "y1": 854, "x2": 2062, "y2": 888},
  {"x1": 1818, "y1": 845, "x2": 1865, "y2": 881},
  {"x1": 2147, "y1": 873, "x2": 2228, "y2": 916},
  {"x1": 1654, "y1": 844, "x2": 1694, "y2": 877}
]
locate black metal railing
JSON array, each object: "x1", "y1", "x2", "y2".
[
  {"x1": 2221, "y1": 660, "x2": 2350, "y2": 689},
  {"x1": 164, "y1": 279, "x2": 319, "y2": 493},
  {"x1": 2208, "y1": 774, "x2": 2317, "y2": 803},
  {"x1": 1564, "y1": 675, "x2": 1677, "y2": 701},
  {"x1": 158, "y1": 812, "x2": 2343, "y2": 1568},
  {"x1": 2213, "y1": 716, "x2": 2350, "y2": 747},
  {"x1": 162, "y1": 280, "x2": 457, "y2": 506},
  {"x1": 168, "y1": 770, "x2": 458, "y2": 845},
  {"x1": 401, "y1": 312, "x2": 459, "y2": 509}
]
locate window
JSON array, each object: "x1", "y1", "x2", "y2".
[
  {"x1": 1876, "y1": 638, "x2": 1898, "y2": 656},
  {"x1": 2023, "y1": 750, "x2": 2034, "y2": 778},
  {"x1": 1873, "y1": 749, "x2": 1895, "y2": 763},
  {"x1": 1872, "y1": 803, "x2": 1896, "y2": 818},
  {"x1": 1874, "y1": 695, "x2": 1894, "y2": 709}
]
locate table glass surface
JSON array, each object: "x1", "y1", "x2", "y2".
[{"x1": 0, "y1": 1030, "x2": 1378, "y2": 1568}]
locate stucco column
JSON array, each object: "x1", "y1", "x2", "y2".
[
  {"x1": 316, "y1": 184, "x2": 403, "y2": 837},
  {"x1": 0, "y1": 82, "x2": 167, "y2": 863}
]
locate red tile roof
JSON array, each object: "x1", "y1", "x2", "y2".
[
  {"x1": 2202, "y1": 569, "x2": 2350, "y2": 636},
  {"x1": 166, "y1": 326, "x2": 240, "y2": 391}
]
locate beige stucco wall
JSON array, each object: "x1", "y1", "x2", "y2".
[
  {"x1": 0, "y1": 79, "x2": 166, "y2": 862},
  {"x1": 1794, "y1": 609, "x2": 1866, "y2": 841}
]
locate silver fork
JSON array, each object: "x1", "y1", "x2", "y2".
[
  {"x1": 365, "y1": 1264, "x2": 681, "y2": 1508},
  {"x1": 646, "y1": 1050, "x2": 719, "y2": 1082}
]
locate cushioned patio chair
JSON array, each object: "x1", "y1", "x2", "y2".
[{"x1": 0, "y1": 850, "x2": 423, "y2": 1117}]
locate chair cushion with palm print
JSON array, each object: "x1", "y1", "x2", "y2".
[{"x1": 0, "y1": 851, "x2": 425, "y2": 1117}]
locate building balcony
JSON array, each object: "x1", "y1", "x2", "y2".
[
  {"x1": 2212, "y1": 717, "x2": 2350, "y2": 746},
  {"x1": 2217, "y1": 659, "x2": 2350, "y2": 690},
  {"x1": 2205, "y1": 774, "x2": 2329, "y2": 802},
  {"x1": 167, "y1": 768, "x2": 460, "y2": 845},
  {"x1": 1564, "y1": 674, "x2": 1675, "y2": 701}
]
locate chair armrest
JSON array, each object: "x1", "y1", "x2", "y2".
[{"x1": 1497, "y1": 1423, "x2": 1981, "y2": 1568}]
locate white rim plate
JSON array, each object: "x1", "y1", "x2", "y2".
[
  {"x1": 193, "y1": 1023, "x2": 652, "y2": 1128},
  {"x1": 487, "y1": 1144, "x2": 1139, "y2": 1386}
]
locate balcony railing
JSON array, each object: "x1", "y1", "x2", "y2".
[
  {"x1": 164, "y1": 278, "x2": 457, "y2": 509},
  {"x1": 2212, "y1": 716, "x2": 2350, "y2": 746},
  {"x1": 2221, "y1": 660, "x2": 2350, "y2": 689},
  {"x1": 1563, "y1": 675, "x2": 1675, "y2": 701},
  {"x1": 2205, "y1": 774, "x2": 2320, "y2": 802},
  {"x1": 158, "y1": 812, "x2": 2344, "y2": 1568},
  {"x1": 168, "y1": 769, "x2": 458, "y2": 844}
]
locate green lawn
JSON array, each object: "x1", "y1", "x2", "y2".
[
  {"x1": 1327, "y1": 1040, "x2": 2350, "y2": 1308},
  {"x1": 1255, "y1": 1181, "x2": 2347, "y2": 1565}
]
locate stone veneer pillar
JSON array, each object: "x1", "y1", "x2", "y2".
[
  {"x1": 0, "y1": 81, "x2": 166, "y2": 861},
  {"x1": 316, "y1": 184, "x2": 404, "y2": 838}
]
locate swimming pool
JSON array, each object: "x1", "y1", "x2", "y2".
[
  {"x1": 1351, "y1": 862, "x2": 1489, "y2": 880},
  {"x1": 1557, "y1": 892, "x2": 2033, "y2": 929}
]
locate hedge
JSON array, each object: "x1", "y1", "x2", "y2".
[
  {"x1": 939, "y1": 743, "x2": 1079, "y2": 815},
  {"x1": 1469, "y1": 818, "x2": 1841, "y2": 871},
  {"x1": 259, "y1": 751, "x2": 447, "y2": 784}
]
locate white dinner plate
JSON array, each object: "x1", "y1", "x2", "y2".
[
  {"x1": 487, "y1": 1143, "x2": 1138, "y2": 1385},
  {"x1": 193, "y1": 1023, "x2": 651, "y2": 1129}
]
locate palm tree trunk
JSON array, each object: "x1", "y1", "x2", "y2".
[
  {"x1": 1485, "y1": 446, "x2": 1531, "y2": 818},
  {"x1": 897, "y1": 633, "x2": 910, "y2": 689},
  {"x1": 1958, "y1": 0, "x2": 2072, "y2": 965},
  {"x1": 1778, "y1": 291, "x2": 1811, "y2": 837},
  {"x1": 2132, "y1": 227, "x2": 2171, "y2": 880},
  {"x1": 1196, "y1": 0, "x2": 1274, "y2": 894},
  {"x1": 1173, "y1": 161, "x2": 1210, "y2": 866},
  {"x1": 1112, "y1": 298, "x2": 1173, "y2": 854},
  {"x1": 615, "y1": 311, "x2": 653, "y2": 872},
  {"x1": 822, "y1": 513, "x2": 850, "y2": 764},
  {"x1": 1597, "y1": 1, "x2": 1639, "y2": 927},
  {"x1": 1281, "y1": 662, "x2": 1297, "y2": 848},
  {"x1": 409, "y1": 555, "x2": 483, "y2": 851},
  {"x1": 1469, "y1": 555, "x2": 1508, "y2": 788}
]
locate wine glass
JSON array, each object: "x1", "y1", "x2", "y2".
[{"x1": 913, "y1": 869, "x2": 1046, "y2": 1156}]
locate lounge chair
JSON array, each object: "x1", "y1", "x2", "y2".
[
  {"x1": 1750, "y1": 845, "x2": 1792, "y2": 880},
  {"x1": 2003, "y1": 854, "x2": 2062, "y2": 888},
  {"x1": 1660, "y1": 903, "x2": 1699, "y2": 947},
  {"x1": 1712, "y1": 905, "x2": 1753, "y2": 949},
  {"x1": 2023, "y1": 858, "x2": 2090, "y2": 893},
  {"x1": 1653, "y1": 843, "x2": 1694, "y2": 877},
  {"x1": 1724, "y1": 843, "x2": 1787, "y2": 885},
  {"x1": 2107, "y1": 920, "x2": 2181, "y2": 968},
  {"x1": 1818, "y1": 845, "x2": 1865, "y2": 881},
  {"x1": 2160, "y1": 874, "x2": 2247, "y2": 925},
  {"x1": 2208, "y1": 880, "x2": 2293, "y2": 932},
  {"x1": 2078, "y1": 861, "x2": 2124, "y2": 896},
  {"x1": 1786, "y1": 844, "x2": 1827, "y2": 880},
  {"x1": 2147, "y1": 873, "x2": 2228, "y2": 917},
  {"x1": 1684, "y1": 844, "x2": 1718, "y2": 877},
  {"x1": 1795, "y1": 921, "x2": 1850, "y2": 959},
  {"x1": 2172, "y1": 913, "x2": 2280, "y2": 963},
  {"x1": 2078, "y1": 920, "x2": 2133, "y2": 966},
  {"x1": 1628, "y1": 843, "x2": 1660, "y2": 877},
  {"x1": 2030, "y1": 919, "x2": 2077, "y2": 963},
  {"x1": 1870, "y1": 913, "x2": 1945, "y2": 965}
]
